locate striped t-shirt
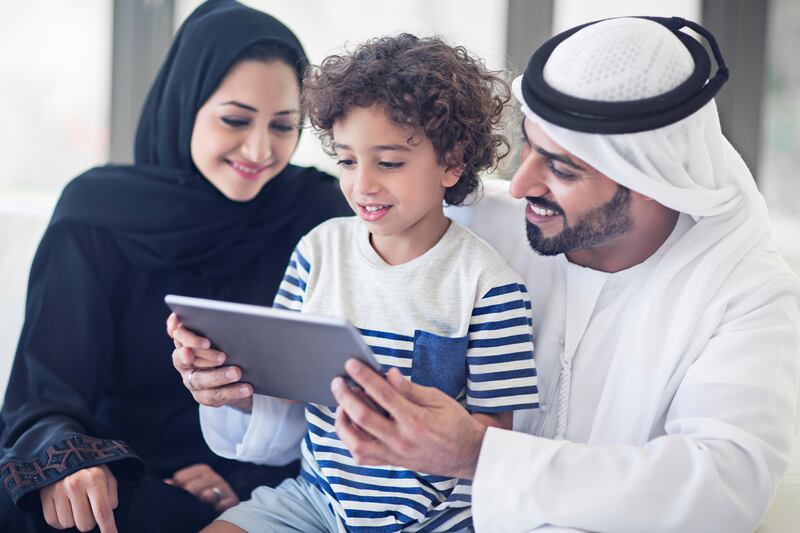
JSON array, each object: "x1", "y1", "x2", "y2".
[{"x1": 273, "y1": 217, "x2": 538, "y2": 532}]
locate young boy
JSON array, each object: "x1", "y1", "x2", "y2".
[{"x1": 209, "y1": 34, "x2": 538, "y2": 532}]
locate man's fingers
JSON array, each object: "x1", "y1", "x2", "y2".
[
  {"x1": 335, "y1": 407, "x2": 392, "y2": 466},
  {"x1": 331, "y1": 376, "x2": 394, "y2": 442},
  {"x1": 343, "y1": 359, "x2": 414, "y2": 418},
  {"x1": 386, "y1": 367, "x2": 436, "y2": 406}
]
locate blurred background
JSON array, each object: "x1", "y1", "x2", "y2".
[{"x1": 0, "y1": 1, "x2": 798, "y2": 529}]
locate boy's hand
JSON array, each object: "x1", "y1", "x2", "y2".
[{"x1": 332, "y1": 359, "x2": 487, "y2": 479}]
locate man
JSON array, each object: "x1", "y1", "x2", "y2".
[
  {"x1": 328, "y1": 16, "x2": 800, "y2": 532},
  {"x1": 181, "y1": 16, "x2": 800, "y2": 532}
]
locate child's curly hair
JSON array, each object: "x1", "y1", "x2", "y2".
[{"x1": 303, "y1": 33, "x2": 510, "y2": 206}]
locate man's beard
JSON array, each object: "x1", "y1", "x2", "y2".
[{"x1": 526, "y1": 186, "x2": 634, "y2": 256}]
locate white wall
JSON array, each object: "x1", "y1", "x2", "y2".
[{"x1": 0, "y1": 199, "x2": 53, "y2": 394}]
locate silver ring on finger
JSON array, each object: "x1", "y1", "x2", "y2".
[
  {"x1": 211, "y1": 486, "x2": 224, "y2": 502},
  {"x1": 188, "y1": 368, "x2": 201, "y2": 391}
]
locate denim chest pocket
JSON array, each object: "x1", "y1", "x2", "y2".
[{"x1": 410, "y1": 330, "x2": 468, "y2": 398}]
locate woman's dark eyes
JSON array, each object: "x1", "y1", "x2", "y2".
[
  {"x1": 270, "y1": 123, "x2": 296, "y2": 133},
  {"x1": 337, "y1": 159, "x2": 355, "y2": 167},
  {"x1": 221, "y1": 117, "x2": 250, "y2": 127},
  {"x1": 220, "y1": 118, "x2": 296, "y2": 132}
]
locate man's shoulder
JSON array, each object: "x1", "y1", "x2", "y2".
[{"x1": 721, "y1": 239, "x2": 800, "y2": 305}]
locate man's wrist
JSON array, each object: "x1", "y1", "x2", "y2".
[{"x1": 458, "y1": 417, "x2": 488, "y2": 480}]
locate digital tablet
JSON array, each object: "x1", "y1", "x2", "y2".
[{"x1": 165, "y1": 294, "x2": 384, "y2": 405}]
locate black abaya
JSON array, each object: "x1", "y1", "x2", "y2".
[{"x1": 0, "y1": 1, "x2": 350, "y2": 529}]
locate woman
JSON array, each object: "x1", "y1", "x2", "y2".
[{"x1": 0, "y1": 1, "x2": 350, "y2": 531}]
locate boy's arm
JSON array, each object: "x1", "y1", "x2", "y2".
[
  {"x1": 472, "y1": 412, "x2": 512, "y2": 430},
  {"x1": 465, "y1": 281, "x2": 539, "y2": 415},
  {"x1": 198, "y1": 240, "x2": 314, "y2": 464}
]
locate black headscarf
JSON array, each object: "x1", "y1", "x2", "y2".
[
  {"x1": 1, "y1": 0, "x2": 350, "y2": 515},
  {"x1": 53, "y1": 0, "x2": 328, "y2": 274}
]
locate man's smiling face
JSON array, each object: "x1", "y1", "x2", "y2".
[{"x1": 510, "y1": 118, "x2": 634, "y2": 256}]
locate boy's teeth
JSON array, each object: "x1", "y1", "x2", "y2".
[{"x1": 365, "y1": 205, "x2": 387, "y2": 212}]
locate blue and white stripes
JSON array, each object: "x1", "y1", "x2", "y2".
[
  {"x1": 467, "y1": 283, "x2": 538, "y2": 411},
  {"x1": 268, "y1": 218, "x2": 538, "y2": 531}
]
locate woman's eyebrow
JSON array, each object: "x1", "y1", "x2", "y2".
[{"x1": 219, "y1": 100, "x2": 257, "y2": 112}]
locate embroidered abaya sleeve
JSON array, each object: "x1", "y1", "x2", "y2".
[{"x1": 0, "y1": 224, "x2": 144, "y2": 510}]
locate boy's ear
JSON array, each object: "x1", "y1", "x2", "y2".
[
  {"x1": 442, "y1": 147, "x2": 465, "y2": 188},
  {"x1": 442, "y1": 166, "x2": 463, "y2": 188}
]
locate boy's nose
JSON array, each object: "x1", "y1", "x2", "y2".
[{"x1": 353, "y1": 168, "x2": 381, "y2": 195}]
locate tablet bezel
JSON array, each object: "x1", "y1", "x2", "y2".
[{"x1": 165, "y1": 294, "x2": 383, "y2": 405}]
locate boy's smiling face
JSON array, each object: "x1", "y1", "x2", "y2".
[{"x1": 333, "y1": 105, "x2": 460, "y2": 263}]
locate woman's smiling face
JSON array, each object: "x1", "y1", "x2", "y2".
[{"x1": 190, "y1": 59, "x2": 301, "y2": 202}]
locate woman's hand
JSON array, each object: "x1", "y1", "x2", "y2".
[
  {"x1": 40, "y1": 464, "x2": 118, "y2": 532},
  {"x1": 165, "y1": 463, "x2": 239, "y2": 512},
  {"x1": 167, "y1": 313, "x2": 253, "y2": 412}
]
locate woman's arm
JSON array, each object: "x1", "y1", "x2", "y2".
[{"x1": 0, "y1": 224, "x2": 144, "y2": 525}]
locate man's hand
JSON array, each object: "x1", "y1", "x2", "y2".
[
  {"x1": 40, "y1": 464, "x2": 118, "y2": 532},
  {"x1": 331, "y1": 359, "x2": 487, "y2": 479},
  {"x1": 165, "y1": 463, "x2": 239, "y2": 512}
]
